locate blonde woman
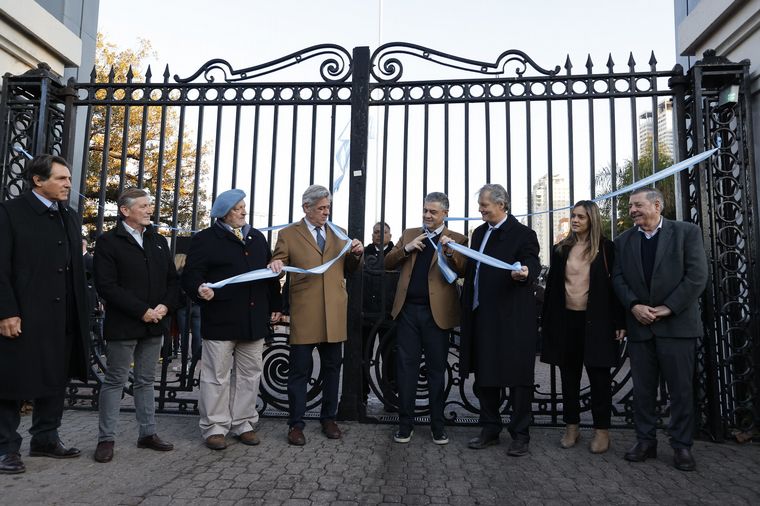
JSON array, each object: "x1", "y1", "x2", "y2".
[{"x1": 540, "y1": 201, "x2": 625, "y2": 453}]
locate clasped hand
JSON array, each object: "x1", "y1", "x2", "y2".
[
  {"x1": 631, "y1": 304, "x2": 672, "y2": 326},
  {"x1": 142, "y1": 304, "x2": 168, "y2": 323}
]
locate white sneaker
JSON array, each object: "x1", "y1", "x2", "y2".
[
  {"x1": 431, "y1": 431, "x2": 449, "y2": 445},
  {"x1": 393, "y1": 429, "x2": 413, "y2": 443}
]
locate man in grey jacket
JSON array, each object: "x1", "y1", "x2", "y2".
[{"x1": 612, "y1": 187, "x2": 708, "y2": 472}]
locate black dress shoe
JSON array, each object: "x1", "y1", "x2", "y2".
[
  {"x1": 623, "y1": 441, "x2": 657, "y2": 462},
  {"x1": 468, "y1": 434, "x2": 500, "y2": 450},
  {"x1": 137, "y1": 434, "x2": 174, "y2": 451},
  {"x1": 673, "y1": 448, "x2": 696, "y2": 471},
  {"x1": 29, "y1": 441, "x2": 81, "y2": 459},
  {"x1": 507, "y1": 439, "x2": 530, "y2": 457},
  {"x1": 0, "y1": 453, "x2": 25, "y2": 474}
]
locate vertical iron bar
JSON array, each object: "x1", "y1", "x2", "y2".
[
  {"x1": 266, "y1": 105, "x2": 279, "y2": 245},
  {"x1": 33, "y1": 76, "x2": 50, "y2": 156},
  {"x1": 484, "y1": 102, "x2": 491, "y2": 182},
  {"x1": 444, "y1": 103, "x2": 449, "y2": 196},
  {"x1": 288, "y1": 106, "x2": 299, "y2": 223},
  {"x1": 402, "y1": 105, "x2": 411, "y2": 202},
  {"x1": 566, "y1": 97, "x2": 574, "y2": 206},
  {"x1": 231, "y1": 103, "x2": 241, "y2": 187},
  {"x1": 212, "y1": 104, "x2": 223, "y2": 200},
  {"x1": 137, "y1": 67, "x2": 151, "y2": 187},
  {"x1": 630, "y1": 95, "x2": 639, "y2": 182},
  {"x1": 77, "y1": 99, "x2": 94, "y2": 216},
  {"x1": 547, "y1": 101, "x2": 554, "y2": 250},
  {"x1": 152, "y1": 68, "x2": 170, "y2": 228},
  {"x1": 418, "y1": 104, "x2": 428, "y2": 199},
  {"x1": 609, "y1": 95, "x2": 617, "y2": 239},
  {"x1": 309, "y1": 104, "x2": 317, "y2": 185},
  {"x1": 249, "y1": 104, "x2": 260, "y2": 225},
  {"x1": 588, "y1": 79, "x2": 596, "y2": 199},
  {"x1": 505, "y1": 101, "x2": 512, "y2": 200},
  {"x1": 526, "y1": 101, "x2": 532, "y2": 229},
  {"x1": 464, "y1": 103, "x2": 470, "y2": 235},
  {"x1": 328, "y1": 104, "x2": 336, "y2": 210},
  {"x1": 192, "y1": 105, "x2": 204, "y2": 236},
  {"x1": 170, "y1": 104, "x2": 185, "y2": 245},
  {"x1": 651, "y1": 84, "x2": 660, "y2": 171},
  {"x1": 96, "y1": 88, "x2": 112, "y2": 234},
  {"x1": 382, "y1": 106, "x2": 393, "y2": 230},
  {"x1": 118, "y1": 71, "x2": 133, "y2": 194},
  {"x1": 338, "y1": 46, "x2": 369, "y2": 421}
]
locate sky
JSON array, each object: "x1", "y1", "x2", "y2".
[
  {"x1": 97, "y1": 0, "x2": 678, "y2": 251},
  {"x1": 98, "y1": 0, "x2": 677, "y2": 78}
]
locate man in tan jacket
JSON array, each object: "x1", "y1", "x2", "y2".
[
  {"x1": 268, "y1": 185, "x2": 363, "y2": 445},
  {"x1": 384, "y1": 192, "x2": 467, "y2": 444}
]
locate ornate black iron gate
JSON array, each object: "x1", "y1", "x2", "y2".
[{"x1": 0, "y1": 46, "x2": 756, "y2": 438}]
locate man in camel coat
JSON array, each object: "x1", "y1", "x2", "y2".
[{"x1": 268, "y1": 185, "x2": 363, "y2": 446}]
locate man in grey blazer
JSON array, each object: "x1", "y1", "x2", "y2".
[{"x1": 612, "y1": 187, "x2": 708, "y2": 471}]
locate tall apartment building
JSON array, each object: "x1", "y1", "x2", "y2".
[
  {"x1": 638, "y1": 98, "x2": 674, "y2": 159},
  {"x1": 532, "y1": 173, "x2": 570, "y2": 265}
]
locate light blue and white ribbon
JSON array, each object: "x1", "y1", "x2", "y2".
[
  {"x1": 447, "y1": 147, "x2": 720, "y2": 221},
  {"x1": 443, "y1": 241, "x2": 522, "y2": 273},
  {"x1": 204, "y1": 221, "x2": 351, "y2": 289},
  {"x1": 436, "y1": 147, "x2": 720, "y2": 279},
  {"x1": 424, "y1": 232, "x2": 458, "y2": 284}
]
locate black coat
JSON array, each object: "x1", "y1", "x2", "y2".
[
  {"x1": 94, "y1": 221, "x2": 180, "y2": 341},
  {"x1": 540, "y1": 239, "x2": 625, "y2": 368},
  {"x1": 460, "y1": 214, "x2": 541, "y2": 386},
  {"x1": 182, "y1": 222, "x2": 282, "y2": 341},
  {"x1": 0, "y1": 192, "x2": 90, "y2": 399}
]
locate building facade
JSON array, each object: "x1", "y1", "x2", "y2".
[{"x1": 674, "y1": 0, "x2": 760, "y2": 205}]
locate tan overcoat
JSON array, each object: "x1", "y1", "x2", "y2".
[
  {"x1": 384, "y1": 226, "x2": 468, "y2": 330},
  {"x1": 272, "y1": 219, "x2": 361, "y2": 344}
]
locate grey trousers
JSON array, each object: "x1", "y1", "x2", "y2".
[
  {"x1": 98, "y1": 337, "x2": 162, "y2": 442},
  {"x1": 628, "y1": 337, "x2": 696, "y2": 449}
]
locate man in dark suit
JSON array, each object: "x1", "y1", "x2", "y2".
[
  {"x1": 612, "y1": 186, "x2": 708, "y2": 471},
  {"x1": 384, "y1": 193, "x2": 467, "y2": 444},
  {"x1": 93, "y1": 188, "x2": 180, "y2": 463},
  {"x1": 361, "y1": 221, "x2": 398, "y2": 411},
  {"x1": 183, "y1": 189, "x2": 282, "y2": 450},
  {"x1": 0, "y1": 154, "x2": 90, "y2": 474},
  {"x1": 460, "y1": 183, "x2": 540, "y2": 457}
]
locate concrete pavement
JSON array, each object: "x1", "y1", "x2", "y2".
[{"x1": 2, "y1": 409, "x2": 759, "y2": 505}]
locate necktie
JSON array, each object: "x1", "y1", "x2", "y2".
[
  {"x1": 233, "y1": 228, "x2": 243, "y2": 241},
  {"x1": 316, "y1": 227, "x2": 326, "y2": 252},
  {"x1": 473, "y1": 226, "x2": 495, "y2": 310}
]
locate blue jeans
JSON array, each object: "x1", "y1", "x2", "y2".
[
  {"x1": 98, "y1": 337, "x2": 162, "y2": 442},
  {"x1": 177, "y1": 304, "x2": 202, "y2": 358}
]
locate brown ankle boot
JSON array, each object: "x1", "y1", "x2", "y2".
[
  {"x1": 560, "y1": 424, "x2": 580, "y2": 448},
  {"x1": 589, "y1": 429, "x2": 609, "y2": 454}
]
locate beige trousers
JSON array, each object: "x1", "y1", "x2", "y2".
[{"x1": 198, "y1": 339, "x2": 263, "y2": 439}]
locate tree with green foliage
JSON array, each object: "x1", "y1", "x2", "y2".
[{"x1": 595, "y1": 138, "x2": 676, "y2": 236}]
